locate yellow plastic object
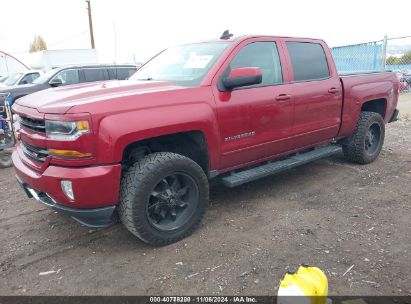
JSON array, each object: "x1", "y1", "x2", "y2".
[{"x1": 278, "y1": 264, "x2": 328, "y2": 304}]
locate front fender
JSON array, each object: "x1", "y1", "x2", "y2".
[{"x1": 96, "y1": 102, "x2": 220, "y2": 168}]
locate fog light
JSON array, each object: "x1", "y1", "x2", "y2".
[{"x1": 61, "y1": 180, "x2": 74, "y2": 200}]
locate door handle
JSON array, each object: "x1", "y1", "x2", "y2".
[
  {"x1": 275, "y1": 94, "x2": 292, "y2": 101},
  {"x1": 328, "y1": 88, "x2": 340, "y2": 94}
]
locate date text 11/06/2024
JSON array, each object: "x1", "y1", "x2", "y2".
[{"x1": 149, "y1": 296, "x2": 260, "y2": 303}]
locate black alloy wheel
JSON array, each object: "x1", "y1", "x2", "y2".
[{"x1": 147, "y1": 173, "x2": 199, "y2": 232}]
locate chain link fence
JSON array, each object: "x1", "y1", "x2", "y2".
[{"x1": 331, "y1": 36, "x2": 411, "y2": 93}]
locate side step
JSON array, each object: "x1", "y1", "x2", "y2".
[{"x1": 221, "y1": 145, "x2": 342, "y2": 188}]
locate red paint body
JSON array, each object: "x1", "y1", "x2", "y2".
[{"x1": 11, "y1": 35, "x2": 399, "y2": 209}]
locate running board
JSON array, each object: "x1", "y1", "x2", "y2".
[{"x1": 221, "y1": 145, "x2": 342, "y2": 188}]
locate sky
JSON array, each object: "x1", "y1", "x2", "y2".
[{"x1": 1, "y1": 0, "x2": 410, "y2": 65}]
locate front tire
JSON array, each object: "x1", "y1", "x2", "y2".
[
  {"x1": 118, "y1": 152, "x2": 209, "y2": 246},
  {"x1": 342, "y1": 111, "x2": 385, "y2": 164}
]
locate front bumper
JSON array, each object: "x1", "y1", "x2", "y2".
[
  {"x1": 12, "y1": 149, "x2": 122, "y2": 228},
  {"x1": 16, "y1": 175, "x2": 115, "y2": 228}
]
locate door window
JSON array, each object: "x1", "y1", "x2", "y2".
[
  {"x1": 227, "y1": 42, "x2": 283, "y2": 87},
  {"x1": 108, "y1": 67, "x2": 137, "y2": 80},
  {"x1": 83, "y1": 68, "x2": 107, "y2": 82},
  {"x1": 286, "y1": 42, "x2": 330, "y2": 81}
]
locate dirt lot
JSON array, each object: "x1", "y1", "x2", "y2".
[{"x1": 0, "y1": 96, "x2": 410, "y2": 296}]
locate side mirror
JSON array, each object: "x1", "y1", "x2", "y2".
[
  {"x1": 49, "y1": 78, "x2": 63, "y2": 87},
  {"x1": 20, "y1": 80, "x2": 28, "y2": 85},
  {"x1": 221, "y1": 67, "x2": 262, "y2": 90}
]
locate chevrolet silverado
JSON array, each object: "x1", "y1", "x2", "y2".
[{"x1": 11, "y1": 33, "x2": 399, "y2": 245}]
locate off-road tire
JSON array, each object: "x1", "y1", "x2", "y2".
[
  {"x1": 342, "y1": 111, "x2": 385, "y2": 164},
  {"x1": 118, "y1": 152, "x2": 209, "y2": 246}
]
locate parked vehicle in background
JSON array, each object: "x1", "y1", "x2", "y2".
[
  {"x1": 0, "y1": 93, "x2": 14, "y2": 168},
  {"x1": 0, "y1": 64, "x2": 137, "y2": 107},
  {"x1": 399, "y1": 77, "x2": 410, "y2": 92},
  {"x1": 402, "y1": 73, "x2": 411, "y2": 86},
  {"x1": 0, "y1": 70, "x2": 42, "y2": 88},
  {"x1": 11, "y1": 34, "x2": 399, "y2": 245}
]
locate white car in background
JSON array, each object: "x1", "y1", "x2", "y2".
[{"x1": 0, "y1": 70, "x2": 42, "y2": 87}]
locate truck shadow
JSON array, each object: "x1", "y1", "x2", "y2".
[
  {"x1": 44, "y1": 153, "x2": 348, "y2": 251},
  {"x1": 209, "y1": 153, "x2": 347, "y2": 208}
]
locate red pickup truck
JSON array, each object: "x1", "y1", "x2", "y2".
[{"x1": 12, "y1": 34, "x2": 399, "y2": 245}]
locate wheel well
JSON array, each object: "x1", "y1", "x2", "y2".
[
  {"x1": 361, "y1": 99, "x2": 387, "y2": 119},
  {"x1": 122, "y1": 131, "x2": 209, "y2": 174}
]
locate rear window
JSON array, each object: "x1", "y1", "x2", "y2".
[
  {"x1": 108, "y1": 67, "x2": 136, "y2": 80},
  {"x1": 83, "y1": 68, "x2": 107, "y2": 82},
  {"x1": 286, "y1": 42, "x2": 330, "y2": 81}
]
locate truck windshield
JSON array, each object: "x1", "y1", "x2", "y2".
[{"x1": 130, "y1": 42, "x2": 230, "y2": 86}]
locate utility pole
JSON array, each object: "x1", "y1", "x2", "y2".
[
  {"x1": 86, "y1": 0, "x2": 95, "y2": 49},
  {"x1": 113, "y1": 21, "x2": 117, "y2": 64},
  {"x1": 381, "y1": 35, "x2": 388, "y2": 71}
]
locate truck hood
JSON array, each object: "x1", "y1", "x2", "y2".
[{"x1": 15, "y1": 80, "x2": 184, "y2": 114}]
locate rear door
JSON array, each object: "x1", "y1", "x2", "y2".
[
  {"x1": 212, "y1": 38, "x2": 294, "y2": 170},
  {"x1": 283, "y1": 39, "x2": 342, "y2": 149}
]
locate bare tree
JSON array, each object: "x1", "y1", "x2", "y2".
[{"x1": 29, "y1": 35, "x2": 47, "y2": 53}]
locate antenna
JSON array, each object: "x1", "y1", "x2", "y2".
[
  {"x1": 220, "y1": 30, "x2": 233, "y2": 40},
  {"x1": 114, "y1": 21, "x2": 117, "y2": 65}
]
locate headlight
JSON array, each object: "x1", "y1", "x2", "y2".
[{"x1": 45, "y1": 120, "x2": 90, "y2": 141}]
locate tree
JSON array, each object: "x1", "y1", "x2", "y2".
[
  {"x1": 386, "y1": 51, "x2": 411, "y2": 65},
  {"x1": 386, "y1": 56, "x2": 399, "y2": 65},
  {"x1": 29, "y1": 35, "x2": 47, "y2": 53},
  {"x1": 402, "y1": 51, "x2": 411, "y2": 64}
]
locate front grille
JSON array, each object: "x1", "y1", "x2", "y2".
[
  {"x1": 19, "y1": 116, "x2": 46, "y2": 133},
  {"x1": 21, "y1": 142, "x2": 49, "y2": 163}
]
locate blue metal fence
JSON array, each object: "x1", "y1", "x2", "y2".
[
  {"x1": 331, "y1": 36, "x2": 411, "y2": 73},
  {"x1": 386, "y1": 64, "x2": 411, "y2": 72},
  {"x1": 331, "y1": 42, "x2": 383, "y2": 72}
]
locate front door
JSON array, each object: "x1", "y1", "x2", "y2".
[{"x1": 212, "y1": 39, "x2": 294, "y2": 170}]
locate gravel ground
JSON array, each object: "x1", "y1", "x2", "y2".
[{"x1": 0, "y1": 101, "x2": 410, "y2": 296}]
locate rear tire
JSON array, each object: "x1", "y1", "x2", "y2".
[
  {"x1": 342, "y1": 111, "x2": 385, "y2": 164},
  {"x1": 118, "y1": 152, "x2": 209, "y2": 246}
]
